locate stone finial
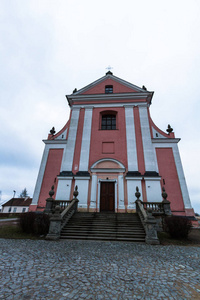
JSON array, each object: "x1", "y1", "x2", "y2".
[
  {"x1": 50, "y1": 127, "x2": 56, "y2": 135},
  {"x1": 73, "y1": 185, "x2": 78, "y2": 199},
  {"x1": 162, "y1": 186, "x2": 168, "y2": 201},
  {"x1": 49, "y1": 185, "x2": 55, "y2": 198},
  {"x1": 166, "y1": 124, "x2": 173, "y2": 134},
  {"x1": 73, "y1": 88, "x2": 77, "y2": 93},
  {"x1": 135, "y1": 186, "x2": 141, "y2": 200}
]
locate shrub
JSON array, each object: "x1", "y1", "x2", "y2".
[
  {"x1": 34, "y1": 213, "x2": 50, "y2": 235},
  {"x1": 164, "y1": 216, "x2": 192, "y2": 239},
  {"x1": 19, "y1": 212, "x2": 50, "y2": 235}
]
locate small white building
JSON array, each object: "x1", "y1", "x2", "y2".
[{"x1": 2, "y1": 198, "x2": 32, "y2": 213}]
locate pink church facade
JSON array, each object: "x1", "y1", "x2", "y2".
[{"x1": 30, "y1": 72, "x2": 195, "y2": 217}]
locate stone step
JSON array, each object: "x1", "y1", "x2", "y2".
[
  {"x1": 63, "y1": 225, "x2": 144, "y2": 230},
  {"x1": 63, "y1": 230, "x2": 144, "y2": 234},
  {"x1": 60, "y1": 212, "x2": 145, "y2": 243},
  {"x1": 60, "y1": 235, "x2": 145, "y2": 242},
  {"x1": 61, "y1": 230, "x2": 145, "y2": 236},
  {"x1": 67, "y1": 222, "x2": 142, "y2": 226}
]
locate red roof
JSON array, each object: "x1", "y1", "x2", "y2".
[{"x1": 2, "y1": 198, "x2": 32, "y2": 207}]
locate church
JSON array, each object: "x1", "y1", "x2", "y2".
[{"x1": 30, "y1": 71, "x2": 195, "y2": 218}]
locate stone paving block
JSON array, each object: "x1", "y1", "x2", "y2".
[{"x1": 0, "y1": 239, "x2": 200, "y2": 299}]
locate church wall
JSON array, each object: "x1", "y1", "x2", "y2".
[
  {"x1": 31, "y1": 73, "x2": 195, "y2": 217},
  {"x1": 37, "y1": 148, "x2": 63, "y2": 209},
  {"x1": 156, "y1": 147, "x2": 185, "y2": 214},
  {"x1": 89, "y1": 107, "x2": 128, "y2": 169}
]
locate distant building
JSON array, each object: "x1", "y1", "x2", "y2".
[
  {"x1": 2, "y1": 198, "x2": 32, "y2": 213},
  {"x1": 30, "y1": 72, "x2": 195, "y2": 217}
]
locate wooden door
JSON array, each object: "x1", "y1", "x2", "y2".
[{"x1": 100, "y1": 182, "x2": 115, "y2": 212}]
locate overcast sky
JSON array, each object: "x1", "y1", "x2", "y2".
[{"x1": 1, "y1": 0, "x2": 200, "y2": 213}]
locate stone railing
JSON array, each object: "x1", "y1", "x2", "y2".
[
  {"x1": 135, "y1": 186, "x2": 172, "y2": 245},
  {"x1": 44, "y1": 186, "x2": 72, "y2": 214},
  {"x1": 135, "y1": 186, "x2": 172, "y2": 217},
  {"x1": 45, "y1": 186, "x2": 79, "y2": 240},
  {"x1": 142, "y1": 202, "x2": 164, "y2": 214},
  {"x1": 136, "y1": 199, "x2": 160, "y2": 245},
  {"x1": 52, "y1": 200, "x2": 72, "y2": 211}
]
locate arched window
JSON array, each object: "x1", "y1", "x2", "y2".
[{"x1": 101, "y1": 114, "x2": 116, "y2": 130}]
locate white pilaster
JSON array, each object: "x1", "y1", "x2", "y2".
[
  {"x1": 144, "y1": 178, "x2": 162, "y2": 202},
  {"x1": 90, "y1": 175, "x2": 97, "y2": 208},
  {"x1": 79, "y1": 108, "x2": 93, "y2": 171},
  {"x1": 75, "y1": 178, "x2": 90, "y2": 209},
  {"x1": 126, "y1": 178, "x2": 143, "y2": 209},
  {"x1": 55, "y1": 177, "x2": 73, "y2": 200},
  {"x1": 118, "y1": 175, "x2": 125, "y2": 209},
  {"x1": 139, "y1": 106, "x2": 158, "y2": 172},
  {"x1": 125, "y1": 106, "x2": 138, "y2": 171},
  {"x1": 61, "y1": 108, "x2": 80, "y2": 171}
]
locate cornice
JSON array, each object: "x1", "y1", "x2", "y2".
[
  {"x1": 67, "y1": 92, "x2": 152, "y2": 101},
  {"x1": 43, "y1": 139, "x2": 68, "y2": 145},
  {"x1": 152, "y1": 138, "x2": 180, "y2": 144},
  {"x1": 66, "y1": 92, "x2": 153, "y2": 107}
]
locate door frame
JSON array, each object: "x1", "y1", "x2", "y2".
[{"x1": 98, "y1": 179, "x2": 117, "y2": 212}]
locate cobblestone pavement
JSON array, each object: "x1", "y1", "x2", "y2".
[{"x1": 0, "y1": 239, "x2": 199, "y2": 299}]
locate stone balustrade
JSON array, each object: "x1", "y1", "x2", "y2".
[
  {"x1": 135, "y1": 186, "x2": 172, "y2": 245},
  {"x1": 45, "y1": 185, "x2": 79, "y2": 240}
]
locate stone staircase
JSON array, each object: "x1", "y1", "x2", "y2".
[{"x1": 60, "y1": 212, "x2": 145, "y2": 242}]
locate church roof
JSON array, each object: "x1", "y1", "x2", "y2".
[
  {"x1": 66, "y1": 72, "x2": 154, "y2": 106},
  {"x1": 71, "y1": 72, "x2": 151, "y2": 95}
]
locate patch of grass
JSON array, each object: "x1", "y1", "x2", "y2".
[
  {"x1": 0, "y1": 213, "x2": 21, "y2": 219},
  {"x1": 0, "y1": 224, "x2": 44, "y2": 239},
  {"x1": 158, "y1": 229, "x2": 200, "y2": 246}
]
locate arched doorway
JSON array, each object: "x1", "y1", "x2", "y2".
[{"x1": 90, "y1": 159, "x2": 126, "y2": 212}]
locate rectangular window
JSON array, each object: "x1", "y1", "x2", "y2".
[
  {"x1": 22, "y1": 208, "x2": 26, "y2": 213},
  {"x1": 101, "y1": 114, "x2": 116, "y2": 130},
  {"x1": 13, "y1": 208, "x2": 17, "y2": 213},
  {"x1": 105, "y1": 85, "x2": 113, "y2": 94}
]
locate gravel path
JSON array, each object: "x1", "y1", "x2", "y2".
[{"x1": 0, "y1": 239, "x2": 199, "y2": 299}]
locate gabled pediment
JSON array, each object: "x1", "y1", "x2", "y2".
[{"x1": 72, "y1": 73, "x2": 148, "y2": 95}]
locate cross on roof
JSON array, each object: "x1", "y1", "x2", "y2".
[
  {"x1": 106, "y1": 66, "x2": 113, "y2": 71},
  {"x1": 105, "y1": 66, "x2": 113, "y2": 75}
]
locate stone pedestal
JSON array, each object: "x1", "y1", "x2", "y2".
[{"x1": 46, "y1": 206, "x2": 62, "y2": 240}]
